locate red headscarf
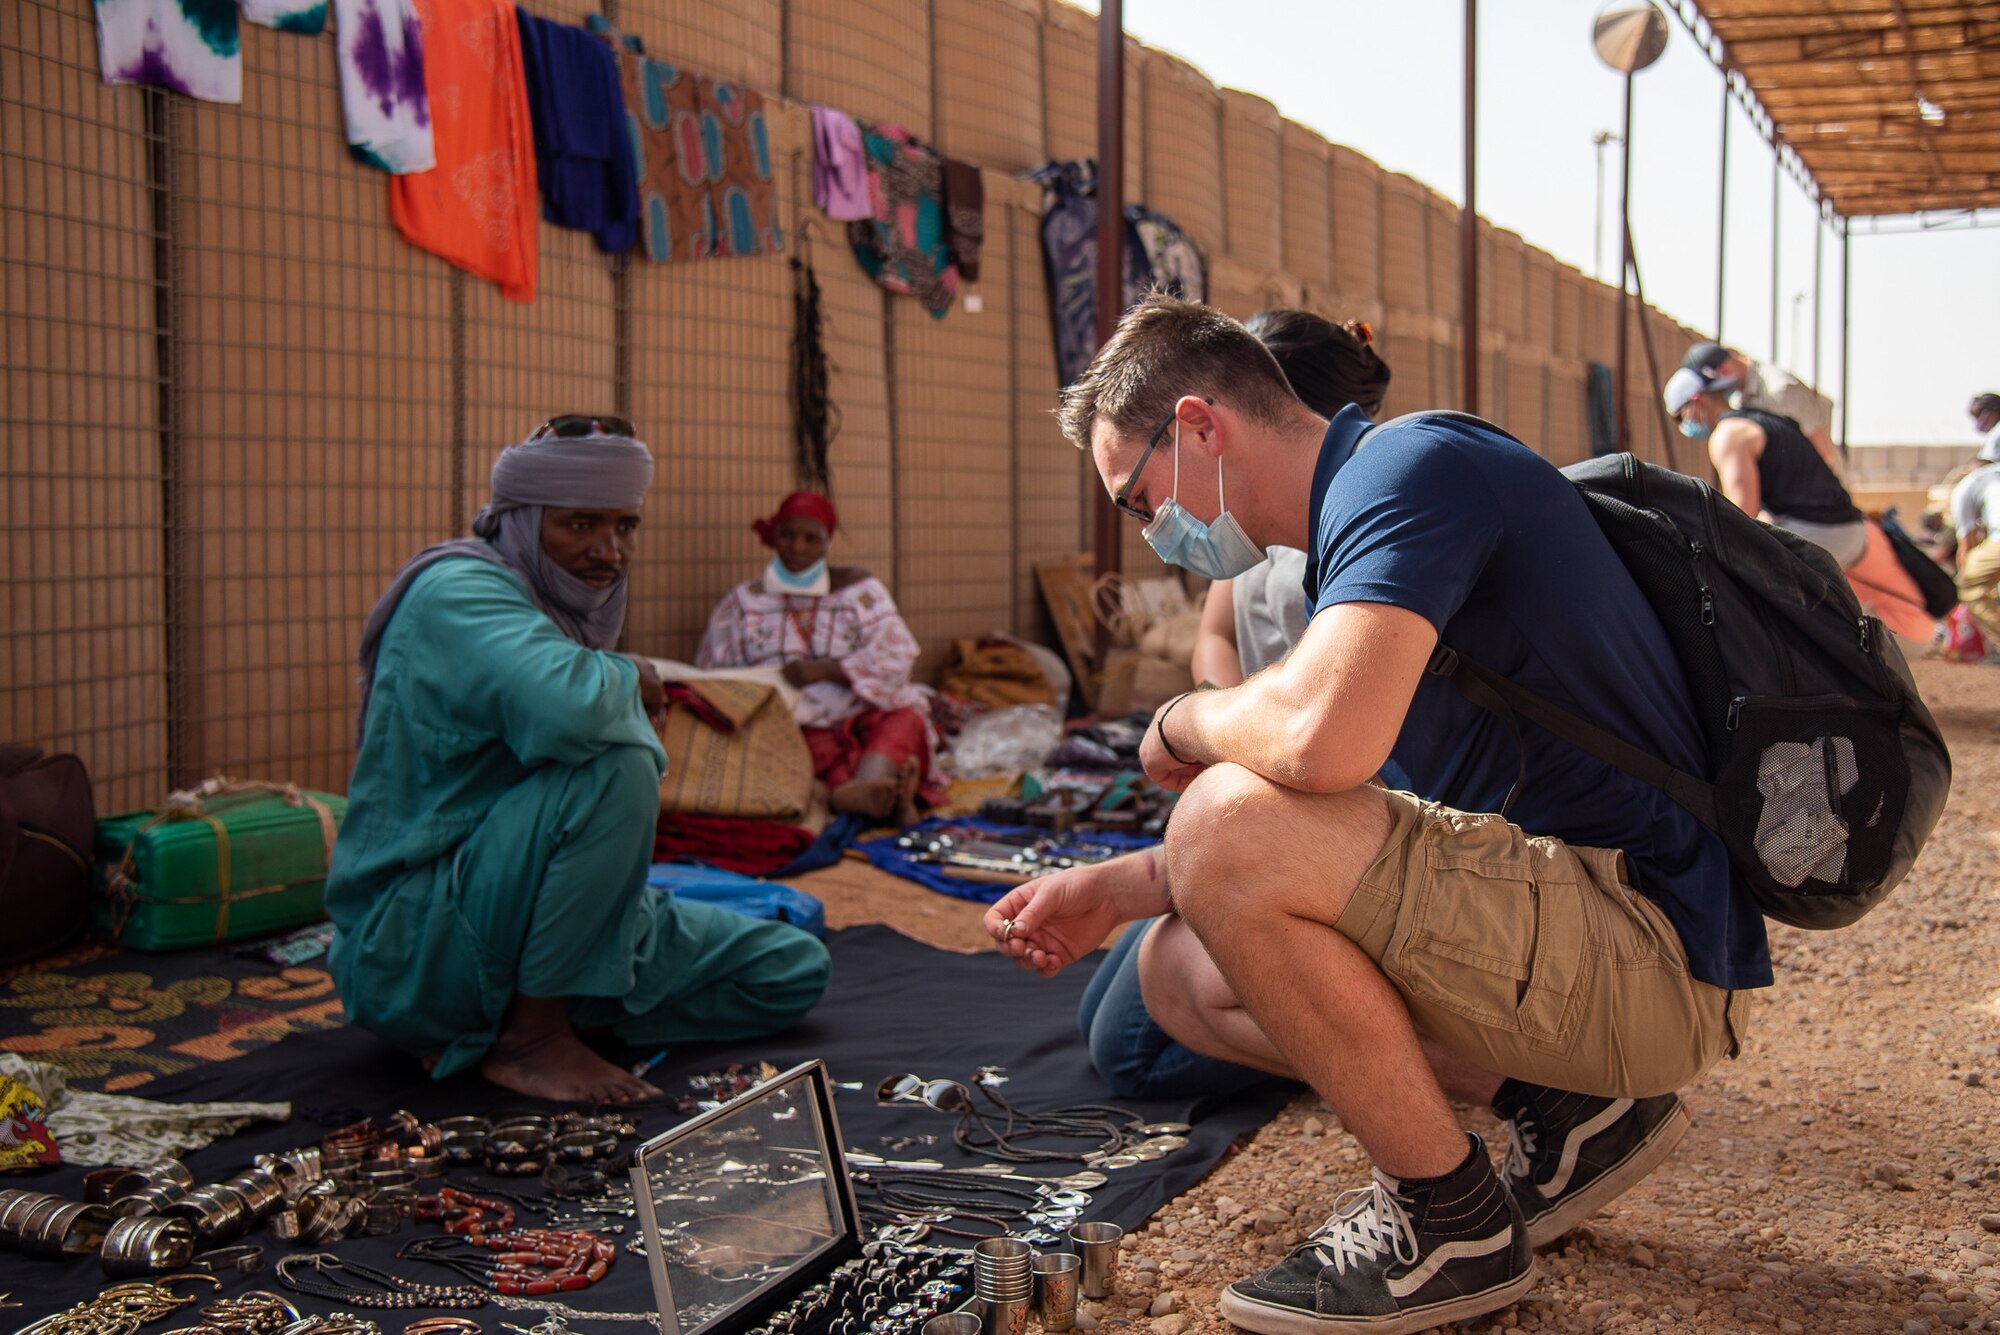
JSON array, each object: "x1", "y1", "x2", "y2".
[{"x1": 753, "y1": 491, "x2": 839, "y2": 547}]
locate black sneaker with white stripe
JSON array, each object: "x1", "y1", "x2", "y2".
[
  {"x1": 1492, "y1": 1080, "x2": 1690, "y2": 1249},
  {"x1": 1218, "y1": 1134, "x2": 1534, "y2": 1335}
]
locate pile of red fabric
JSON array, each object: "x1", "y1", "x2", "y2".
[{"x1": 653, "y1": 812, "x2": 816, "y2": 876}]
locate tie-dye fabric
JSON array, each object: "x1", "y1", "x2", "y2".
[
  {"x1": 334, "y1": 0, "x2": 433, "y2": 173},
  {"x1": 849, "y1": 124, "x2": 957, "y2": 319},
  {"x1": 94, "y1": 0, "x2": 241, "y2": 103},
  {"x1": 589, "y1": 17, "x2": 781, "y2": 265},
  {"x1": 389, "y1": 0, "x2": 536, "y2": 301},
  {"x1": 241, "y1": 0, "x2": 328, "y2": 35}
]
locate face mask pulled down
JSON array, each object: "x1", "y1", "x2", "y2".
[{"x1": 1141, "y1": 419, "x2": 1266, "y2": 581}]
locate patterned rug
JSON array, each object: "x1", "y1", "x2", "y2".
[{"x1": 0, "y1": 929, "x2": 344, "y2": 1094}]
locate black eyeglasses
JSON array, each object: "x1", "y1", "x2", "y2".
[
  {"x1": 528, "y1": 414, "x2": 638, "y2": 441},
  {"x1": 1112, "y1": 408, "x2": 1180, "y2": 523}
]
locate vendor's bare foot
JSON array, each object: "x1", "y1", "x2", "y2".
[
  {"x1": 481, "y1": 993, "x2": 659, "y2": 1103},
  {"x1": 482, "y1": 1028, "x2": 659, "y2": 1104},
  {"x1": 831, "y1": 774, "x2": 899, "y2": 821},
  {"x1": 892, "y1": 758, "x2": 922, "y2": 828}
]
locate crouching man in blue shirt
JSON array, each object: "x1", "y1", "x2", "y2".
[{"x1": 987, "y1": 297, "x2": 1765, "y2": 1335}]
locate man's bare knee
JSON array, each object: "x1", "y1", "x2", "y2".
[
  {"x1": 1163, "y1": 763, "x2": 1286, "y2": 915},
  {"x1": 1165, "y1": 769, "x2": 1393, "y2": 930}
]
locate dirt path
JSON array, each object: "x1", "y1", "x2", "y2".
[
  {"x1": 802, "y1": 659, "x2": 2000, "y2": 1333},
  {"x1": 1096, "y1": 658, "x2": 2000, "y2": 1335}
]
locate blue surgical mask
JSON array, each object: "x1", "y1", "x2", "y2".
[
  {"x1": 1142, "y1": 420, "x2": 1265, "y2": 581},
  {"x1": 1678, "y1": 418, "x2": 1712, "y2": 441},
  {"x1": 767, "y1": 556, "x2": 829, "y2": 597}
]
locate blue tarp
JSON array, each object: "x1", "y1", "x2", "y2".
[
  {"x1": 854, "y1": 816, "x2": 1157, "y2": 905},
  {"x1": 646, "y1": 863, "x2": 827, "y2": 937}
]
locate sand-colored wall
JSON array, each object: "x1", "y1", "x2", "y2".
[{"x1": 3, "y1": 0, "x2": 1714, "y2": 806}]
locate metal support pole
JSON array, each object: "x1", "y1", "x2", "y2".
[
  {"x1": 1769, "y1": 153, "x2": 1780, "y2": 362},
  {"x1": 1840, "y1": 217, "x2": 1851, "y2": 455},
  {"x1": 1092, "y1": 0, "x2": 1125, "y2": 613},
  {"x1": 1715, "y1": 77, "x2": 1729, "y2": 341},
  {"x1": 146, "y1": 88, "x2": 190, "y2": 787},
  {"x1": 1461, "y1": 0, "x2": 1478, "y2": 414},
  {"x1": 1615, "y1": 72, "x2": 1634, "y2": 452},
  {"x1": 1626, "y1": 219, "x2": 1678, "y2": 474},
  {"x1": 1812, "y1": 211, "x2": 1824, "y2": 388}
]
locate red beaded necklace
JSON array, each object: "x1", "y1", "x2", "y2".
[{"x1": 411, "y1": 1189, "x2": 616, "y2": 1296}]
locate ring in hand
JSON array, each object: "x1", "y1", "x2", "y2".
[{"x1": 1001, "y1": 918, "x2": 1017, "y2": 942}]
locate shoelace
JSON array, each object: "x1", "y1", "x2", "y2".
[
  {"x1": 1306, "y1": 1178, "x2": 1419, "y2": 1274},
  {"x1": 1502, "y1": 1118, "x2": 1539, "y2": 1183}
]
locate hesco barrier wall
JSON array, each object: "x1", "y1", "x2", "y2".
[{"x1": 3, "y1": 0, "x2": 1730, "y2": 806}]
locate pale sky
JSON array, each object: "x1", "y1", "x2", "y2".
[{"x1": 1072, "y1": 0, "x2": 2000, "y2": 446}]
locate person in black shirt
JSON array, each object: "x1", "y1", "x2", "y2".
[{"x1": 1664, "y1": 368, "x2": 1935, "y2": 640}]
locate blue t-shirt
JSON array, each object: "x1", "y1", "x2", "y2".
[{"x1": 1304, "y1": 406, "x2": 1771, "y2": 991}]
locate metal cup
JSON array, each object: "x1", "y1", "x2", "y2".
[
  {"x1": 1066, "y1": 1221, "x2": 1123, "y2": 1300},
  {"x1": 921, "y1": 1314, "x2": 982, "y2": 1335},
  {"x1": 980, "y1": 1298, "x2": 1030, "y2": 1335},
  {"x1": 1034, "y1": 1252, "x2": 1081, "y2": 1332}
]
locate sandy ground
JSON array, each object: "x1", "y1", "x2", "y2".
[{"x1": 803, "y1": 657, "x2": 2000, "y2": 1334}]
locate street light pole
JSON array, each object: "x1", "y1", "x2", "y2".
[
  {"x1": 1615, "y1": 71, "x2": 1634, "y2": 452},
  {"x1": 1592, "y1": 129, "x2": 1621, "y2": 282}
]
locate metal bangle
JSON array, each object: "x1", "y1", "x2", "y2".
[
  {"x1": 554, "y1": 1131, "x2": 619, "y2": 1163},
  {"x1": 0, "y1": 1189, "x2": 59, "y2": 1239},
  {"x1": 190, "y1": 1242, "x2": 267, "y2": 1273},
  {"x1": 24, "y1": 1201, "x2": 112, "y2": 1258},
  {"x1": 403, "y1": 1319, "x2": 483, "y2": 1335},
  {"x1": 101, "y1": 1214, "x2": 197, "y2": 1276}
]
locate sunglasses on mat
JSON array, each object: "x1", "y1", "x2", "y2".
[
  {"x1": 528, "y1": 414, "x2": 638, "y2": 441},
  {"x1": 875, "y1": 1073, "x2": 975, "y2": 1112}
]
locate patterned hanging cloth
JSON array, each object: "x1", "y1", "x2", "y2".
[
  {"x1": 94, "y1": 0, "x2": 240, "y2": 102},
  {"x1": 589, "y1": 16, "x2": 782, "y2": 264},
  {"x1": 848, "y1": 124, "x2": 958, "y2": 318},
  {"x1": 333, "y1": 0, "x2": 434, "y2": 173}
]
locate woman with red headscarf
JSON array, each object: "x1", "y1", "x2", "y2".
[{"x1": 697, "y1": 491, "x2": 940, "y2": 825}]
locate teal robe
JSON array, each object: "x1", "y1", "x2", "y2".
[{"x1": 327, "y1": 558, "x2": 829, "y2": 1078}]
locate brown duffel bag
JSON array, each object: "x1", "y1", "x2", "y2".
[{"x1": 0, "y1": 744, "x2": 95, "y2": 966}]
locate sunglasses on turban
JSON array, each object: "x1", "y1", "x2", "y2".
[{"x1": 528, "y1": 414, "x2": 638, "y2": 442}]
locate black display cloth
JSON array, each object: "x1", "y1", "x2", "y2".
[{"x1": 2, "y1": 925, "x2": 1293, "y2": 1325}]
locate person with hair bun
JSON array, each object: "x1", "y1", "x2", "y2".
[{"x1": 1192, "y1": 310, "x2": 1392, "y2": 687}]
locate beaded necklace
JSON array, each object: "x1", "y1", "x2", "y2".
[{"x1": 273, "y1": 1253, "x2": 485, "y2": 1311}]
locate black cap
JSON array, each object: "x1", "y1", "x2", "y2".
[{"x1": 1684, "y1": 342, "x2": 1730, "y2": 375}]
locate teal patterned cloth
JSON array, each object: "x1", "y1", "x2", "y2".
[{"x1": 241, "y1": 0, "x2": 328, "y2": 34}]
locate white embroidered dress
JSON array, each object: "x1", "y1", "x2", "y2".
[{"x1": 695, "y1": 575, "x2": 929, "y2": 729}]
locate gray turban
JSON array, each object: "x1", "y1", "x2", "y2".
[{"x1": 355, "y1": 427, "x2": 655, "y2": 741}]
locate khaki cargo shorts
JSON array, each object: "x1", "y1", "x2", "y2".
[{"x1": 1335, "y1": 790, "x2": 1752, "y2": 1098}]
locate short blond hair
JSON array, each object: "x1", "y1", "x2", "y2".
[{"x1": 1056, "y1": 295, "x2": 1303, "y2": 450}]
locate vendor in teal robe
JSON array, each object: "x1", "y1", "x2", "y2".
[{"x1": 327, "y1": 416, "x2": 831, "y2": 1103}]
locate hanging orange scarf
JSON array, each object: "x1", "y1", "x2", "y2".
[{"x1": 389, "y1": 0, "x2": 538, "y2": 301}]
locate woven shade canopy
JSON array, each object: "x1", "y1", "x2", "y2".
[{"x1": 1684, "y1": 1, "x2": 2000, "y2": 217}]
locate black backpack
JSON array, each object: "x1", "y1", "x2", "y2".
[{"x1": 1362, "y1": 414, "x2": 1953, "y2": 930}]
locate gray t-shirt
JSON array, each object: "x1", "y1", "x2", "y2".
[{"x1": 1231, "y1": 546, "x2": 1310, "y2": 676}]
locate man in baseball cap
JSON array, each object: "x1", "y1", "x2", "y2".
[{"x1": 1682, "y1": 341, "x2": 1839, "y2": 472}]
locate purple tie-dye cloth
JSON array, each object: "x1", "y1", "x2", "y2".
[
  {"x1": 334, "y1": 0, "x2": 434, "y2": 173},
  {"x1": 95, "y1": 0, "x2": 241, "y2": 103}
]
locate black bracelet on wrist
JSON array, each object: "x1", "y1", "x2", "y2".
[{"x1": 1154, "y1": 692, "x2": 1197, "y2": 766}]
